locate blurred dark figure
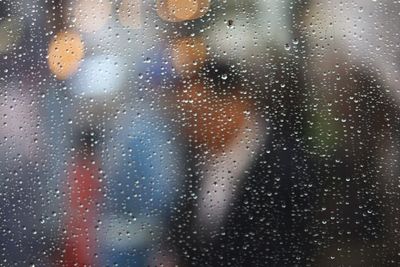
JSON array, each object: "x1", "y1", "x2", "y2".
[
  {"x1": 299, "y1": 0, "x2": 400, "y2": 265},
  {"x1": 165, "y1": 49, "x2": 313, "y2": 265}
]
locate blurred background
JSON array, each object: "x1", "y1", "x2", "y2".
[{"x1": 1, "y1": 0, "x2": 400, "y2": 266}]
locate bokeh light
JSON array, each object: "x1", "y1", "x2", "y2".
[
  {"x1": 72, "y1": 55, "x2": 127, "y2": 97},
  {"x1": 157, "y1": 0, "x2": 210, "y2": 22},
  {"x1": 48, "y1": 31, "x2": 85, "y2": 80}
]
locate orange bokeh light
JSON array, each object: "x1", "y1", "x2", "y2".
[
  {"x1": 157, "y1": 0, "x2": 210, "y2": 22},
  {"x1": 48, "y1": 32, "x2": 85, "y2": 80}
]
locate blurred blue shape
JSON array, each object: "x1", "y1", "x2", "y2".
[{"x1": 100, "y1": 108, "x2": 183, "y2": 266}]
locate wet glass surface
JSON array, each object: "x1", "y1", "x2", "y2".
[{"x1": 1, "y1": 0, "x2": 400, "y2": 266}]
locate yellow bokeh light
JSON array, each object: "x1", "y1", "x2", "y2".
[
  {"x1": 118, "y1": 0, "x2": 142, "y2": 29},
  {"x1": 48, "y1": 32, "x2": 85, "y2": 80},
  {"x1": 157, "y1": 0, "x2": 210, "y2": 22}
]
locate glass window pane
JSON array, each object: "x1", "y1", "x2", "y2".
[{"x1": 1, "y1": 0, "x2": 400, "y2": 265}]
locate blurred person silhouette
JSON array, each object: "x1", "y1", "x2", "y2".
[
  {"x1": 152, "y1": 1, "x2": 318, "y2": 265},
  {"x1": 299, "y1": 0, "x2": 400, "y2": 264},
  {"x1": 162, "y1": 28, "x2": 313, "y2": 265},
  {"x1": 59, "y1": 130, "x2": 103, "y2": 267},
  {"x1": 99, "y1": 105, "x2": 184, "y2": 266},
  {"x1": 42, "y1": 0, "x2": 187, "y2": 265}
]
